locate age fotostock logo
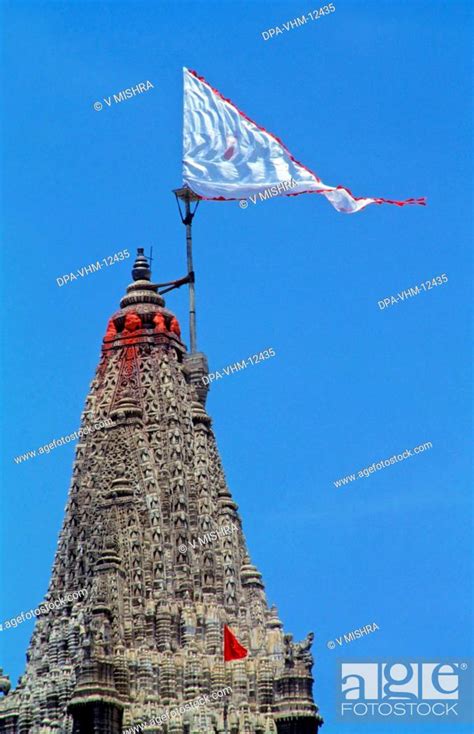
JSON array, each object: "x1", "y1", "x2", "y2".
[{"x1": 338, "y1": 661, "x2": 472, "y2": 723}]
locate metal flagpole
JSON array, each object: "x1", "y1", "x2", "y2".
[{"x1": 173, "y1": 185, "x2": 200, "y2": 353}]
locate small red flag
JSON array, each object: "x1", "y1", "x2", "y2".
[{"x1": 223, "y1": 624, "x2": 248, "y2": 661}]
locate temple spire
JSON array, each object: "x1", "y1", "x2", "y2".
[{"x1": 0, "y1": 241, "x2": 322, "y2": 734}]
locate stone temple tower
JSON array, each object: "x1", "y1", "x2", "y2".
[{"x1": 0, "y1": 250, "x2": 323, "y2": 734}]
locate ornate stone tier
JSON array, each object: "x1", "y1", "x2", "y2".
[{"x1": 103, "y1": 303, "x2": 183, "y2": 346}]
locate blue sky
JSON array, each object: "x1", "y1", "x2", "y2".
[{"x1": 0, "y1": 0, "x2": 472, "y2": 731}]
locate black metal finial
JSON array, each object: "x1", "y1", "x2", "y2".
[{"x1": 132, "y1": 248, "x2": 151, "y2": 281}]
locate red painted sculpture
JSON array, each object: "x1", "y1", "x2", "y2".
[
  {"x1": 123, "y1": 312, "x2": 142, "y2": 332},
  {"x1": 104, "y1": 318, "x2": 117, "y2": 342},
  {"x1": 153, "y1": 312, "x2": 167, "y2": 333},
  {"x1": 169, "y1": 317, "x2": 181, "y2": 338}
]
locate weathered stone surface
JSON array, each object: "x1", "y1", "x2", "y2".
[{"x1": 0, "y1": 251, "x2": 322, "y2": 734}]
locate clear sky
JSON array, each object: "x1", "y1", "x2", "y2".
[{"x1": 0, "y1": 1, "x2": 472, "y2": 732}]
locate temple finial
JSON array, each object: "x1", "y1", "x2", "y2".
[
  {"x1": 131, "y1": 248, "x2": 151, "y2": 281},
  {"x1": 120, "y1": 247, "x2": 163, "y2": 308}
]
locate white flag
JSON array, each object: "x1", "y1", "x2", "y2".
[{"x1": 182, "y1": 68, "x2": 425, "y2": 214}]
